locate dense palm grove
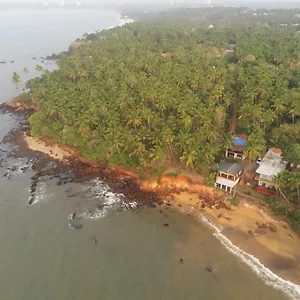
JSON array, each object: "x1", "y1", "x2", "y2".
[{"x1": 23, "y1": 9, "x2": 300, "y2": 177}]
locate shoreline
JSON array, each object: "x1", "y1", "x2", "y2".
[
  {"x1": 0, "y1": 98, "x2": 299, "y2": 298},
  {"x1": 172, "y1": 192, "x2": 300, "y2": 291},
  {"x1": 21, "y1": 130, "x2": 300, "y2": 293}
]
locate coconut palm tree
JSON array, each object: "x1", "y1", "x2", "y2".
[{"x1": 12, "y1": 72, "x2": 20, "y2": 86}]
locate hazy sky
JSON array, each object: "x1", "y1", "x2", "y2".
[
  {"x1": 1, "y1": 0, "x2": 300, "y2": 8},
  {"x1": 0, "y1": 0, "x2": 299, "y2": 2}
]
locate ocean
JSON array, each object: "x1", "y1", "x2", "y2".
[{"x1": 0, "y1": 7, "x2": 295, "y2": 300}]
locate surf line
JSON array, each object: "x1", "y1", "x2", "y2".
[{"x1": 200, "y1": 214, "x2": 300, "y2": 300}]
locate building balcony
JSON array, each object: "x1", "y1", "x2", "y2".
[{"x1": 215, "y1": 176, "x2": 240, "y2": 193}]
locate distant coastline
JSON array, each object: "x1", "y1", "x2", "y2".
[{"x1": 121, "y1": 15, "x2": 136, "y2": 24}]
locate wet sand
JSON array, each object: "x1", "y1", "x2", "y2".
[{"x1": 173, "y1": 191, "x2": 300, "y2": 285}]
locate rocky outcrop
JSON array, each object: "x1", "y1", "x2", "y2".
[
  {"x1": 0, "y1": 97, "x2": 37, "y2": 113},
  {"x1": 41, "y1": 53, "x2": 60, "y2": 60}
]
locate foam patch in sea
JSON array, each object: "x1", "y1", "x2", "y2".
[
  {"x1": 79, "y1": 178, "x2": 124, "y2": 220},
  {"x1": 200, "y1": 214, "x2": 300, "y2": 300},
  {"x1": 27, "y1": 181, "x2": 53, "y2": 205}
]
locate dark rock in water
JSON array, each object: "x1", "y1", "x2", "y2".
[
  {"x1": 93, "y1": 236, "x2": 98, "y2": 244},
  {"x1": 20, "y1": 165, "x2": 29, "y2": 173},
  {"x1": 27, "y1": 181, "x2": 38, "y2": 206},
  {"x1": 10, "y1": 60, "x2": 15, "y2": 63},
  {"x1": 4, "y1": 172, "x2": 12, "y2": 179},
  {"x1": 32, "y1": 57, "x2": 36, "y2": 60},
  {"x1": 0, "y1": 61, "x2": 6, "y2": 64},
  {"x1": 70, "y1": 212, "x2": 76, "y2": 220},
  {"x1": 8, "y1": 166, "x2": 17, "y2": 172},
  {"x1": 67, "y1": 220, "x2": 83, "y2": 230},
  {"x1": 122, "y1": 202, "x2": 138, "y2": 210},
  {"x1": 29, "y1": 158, "x2": 37, "y2": 164},
  {"x1": 180, "y1": 258, "x2": 185, "y2": 263},
  {"x1": 29, "y1": 181, "x2": 38, "y2": 194},
  {"x1": 163, "y1": 222, "x2": 169, "y2": 227},
  {"x1": 45, "y1": 53, "x2": 60, "y2": 60},
  {"x1": 148, "y1": 202, "x2": 156, "y2": 208},
  {"x1": 57, "y1": 172, "x2": 76, "y2": 185},
  {"x1": 28, "y1": 195, "x2": 35, "y2": 205},
  {"x1": 206, "y1": 267, "x2": 213, "y2": 273}
]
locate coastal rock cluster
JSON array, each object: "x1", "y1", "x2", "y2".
[{"x1": 0, "y1": 60, "x2": 15, "y2": 64}]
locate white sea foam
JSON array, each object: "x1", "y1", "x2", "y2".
[
  {"x1": 80, "y1": 178, "x2": 124, "y2": 220},
  {"x1": 199, "y1": 214, "x2": 300, "y2": 300}
]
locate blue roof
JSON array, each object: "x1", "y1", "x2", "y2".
[{"x1": 232, "y1": 137, "x2": 247, "y2": 146}]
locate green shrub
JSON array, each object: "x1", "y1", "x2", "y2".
[
  {"x1": 154, "y1": 167, "x2": 166, "y2": 176},
  {"x1": 154, "y1": 167, "x2": 166, "y2": 185},
  {"x1": 287, "y1": 210, "x2": 300, "y2": 232},
  {"x1": 230, "y1": 198, "x2": 239, "y2": 206},
  {"x1": 167, "y1": 171, "x2": 180, "y2": 177},
  {"x1": 206, "y1": 172, "x2": 216, "y2": 186}
]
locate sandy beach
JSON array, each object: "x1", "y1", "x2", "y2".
[
  {"x1": 23, "y1": 134, "x2": 70, "y2": 161},
  {"x1": 173, "y1": 191, "x2": 300, "y2": 285}
]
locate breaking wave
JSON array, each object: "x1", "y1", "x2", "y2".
[
  {"x1": 27, "y1": 181, "x2": 53, "y2": 205},
  {"x1": 200, "y1": 215, "x2": 300, "y2": 300},
  {"x1": 78, "y1": 178, "x2": 124, "y2": 220}
]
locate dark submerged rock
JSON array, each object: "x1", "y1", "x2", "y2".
[
  {"x1": 45, "y1": 53, "x2": 60, "y2": 60},
  {"x1": 20, "y1": 164, "x2": 29, "y2": 173},
  {"x1": 67, "y1": 220, "x2": 83, "y2": 230},
  {"x1": 180, "y1": 258, "x2": 185, "y2": 263},
  {"x1": 29, "y1": 181, "x2": 38, "y2": 194},
  {"x1": 4, "y1": 172, "x2": 12, "y2": 179}
]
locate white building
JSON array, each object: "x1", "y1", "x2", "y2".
[
  {"x1": 255, "y1": 148, "x2": 287, "y2": 195},
  {"x1": 215, "y1": 162, "x2": 243, "y2": 193}
]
